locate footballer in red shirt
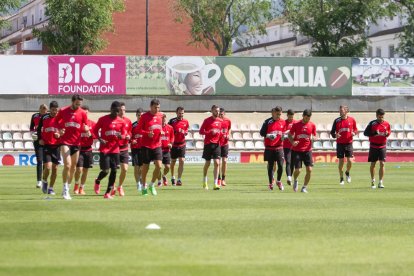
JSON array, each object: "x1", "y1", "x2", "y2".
[
  {"x1": 73, "y1": 105, "x2": 96, "y2": 196},
  {"x1": 114, "y1": 102, "x2": 132, "y2": 197},
  {"x1": 283, "y1": 109, "x2": 298, "y2": 186},
  {"x1": 330, "y1": 105, "x2": 358, "y2": 185},
  {"x1": 168, "y1": 106, "x2": 189, "y2": 186},
  {"x1": 131, "y1": 108, "x2": 144, "y2": 191},
  {"x1": 137, "y1": 99, "x2": 163, "y2": 196},
  {"x1": 157, "y1": 114, "x2": 174, "y2": 187},
  {"x1": 30, "y1": 104, "x2": 48, "y2": 188},
  {"x1": 218, "y1": 108, "x2": 231, "y2": 187},
  {"x1": 288, "y1": 109, "x2": 317, "y2": 193},
  {"x1": 260, "y1": 106, "x2": 286, "y2": 191},
  {"x1": 37, "y1": 101, "x2": 60, "y2": 195},
  {"x1": 93, "y1": 101, "x2": 127, "y2": 199},
  {"x1": 54, "y1": 94, "x2": 89, "y2": 200},
  {"x1": 199, "y1": 105, "x2": 223, "y2": 190},
  {"x1": 363, "y1": 108, "x2": 391, "y2": 189}
]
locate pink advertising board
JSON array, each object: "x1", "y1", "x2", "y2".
[{"x1": 48, "y1": 56, "x2": 126, "y2": 95}]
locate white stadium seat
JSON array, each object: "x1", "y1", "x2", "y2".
[
  {"x1": 2, "y1": 132, "x2": 13, "y2": 141},
  {"x1": 14, "y1": 141, "x2": 24, "y2": 150},
  {"x1": 361, "y1": 141, "x2": 370, "y2": 149},
  {"x1": 23, "y1": 132, "x2": 33, "y2": 140},
  {"x1": 252, "y1": 132, "x2": 262, "y2": 140},
  {"x1": 234, "y1": 141, "x2": 245, "y2": 150},
  {"x1": 195, "y1": 141, "x2": 204, "y2": 149},
  {"x1": 353, "y1": 141, "x2": 362, "y2": 150},
  {"x1": 20, "y1": 123, "x2": 30, "y2": 132},
  {"x1": 231, "y1": 132, "x2": 243, "y2": 141},
  {"x1": 186, "y1": 141, "x2": 195, "y2": 149},
  {"x1": 3, "y1": 141, "x2": 13, "y2": 150},
  {"x1": 24, "y1": 141, "x2": 34, "y2": 150},
  {"x1": 254, "y1": 141, "x2": 265, "y2": 150},
  {"x1": 12, "y1": 132, "x2": 23, "y2": 141},
  {"x1": 242, "y1": 132, "x2": 252, "y2": 140},
  {"x1": 244, "y1": 141, "x2": 255, "y2": 149}
]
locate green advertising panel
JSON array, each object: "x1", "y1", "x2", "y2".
[
  {"x1": 215, "y1": 57, "x2": 352, "y2": 95},
  {"x1": 126, "y1": 56, "x2": 352, "y2": 96}
]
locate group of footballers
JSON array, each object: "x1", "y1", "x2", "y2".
[
  {"x1": 259, "y1": 105, "x2": 391, "y2": 193},
  {"x1": 29, "y1": 96, "x2": 232, "y2": 199},
  {"x1": 29, "y1": 94, "x2": 391, "y2": 199}
]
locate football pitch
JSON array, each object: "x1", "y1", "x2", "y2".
[{"x1": 1, "y1": 162, "x2": 413, "y2": 275}]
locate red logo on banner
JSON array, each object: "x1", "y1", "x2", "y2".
[{"x1": 48, "y1": 56, "x2": 126, "y2": 95}]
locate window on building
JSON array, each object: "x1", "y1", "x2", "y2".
[
  {"x1": 39, "y1": 9, "x2": 43, "y2": 21},
  {"x1": 376, "y1": 47, "x2": 382, "y2": 57},
  {"x1": 32, "y1": 14, "x2": 34, "y2": 25},
  {"x1": 389, "y1": 45, "x2": 395, "y2": 58},
  {"x1": 368, "y1": 46, "x2": 373, "y2": 57}
]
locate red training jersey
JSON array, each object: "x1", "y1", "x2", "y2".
[
  {"x1": 168, "y1": 117, "x2": 189, "y2": 147},
  {"x1": 94, "y1": 114, "x2": 126, "y2": 154},
  {"x1": 363, "y1": 120, "x2": 391, "y2": 149},
  {"x1": 330, "y1": 116, "x2": 358, "y2": 144},
  {"x1": 55, "y1": 106, "x2": 88, "y2": 146},
  {"x1": 289, "y1": 120, "x2": 317, "y2": 152},
  {"x1": 38, "y1": 114, "x2": 60, "y2": 146},
  {"x1": 130, "y1": 121, "x2": 143, "y2": 149},
  {"x1": 119, "y1": 116, "x2": 132, "y2": 151},
  {"x1": 219, "y1": 117, "x2": 232, "y2": 146},
  {"x1": 30, "y1": 112, "x2": 43, "y2": 133},
  {"x1": 199, "y1": 116, "x2": 223, "y2": 145},
  {"x1": 137, "y1": 111, "x2": 163, "y2": 149},
  {"x1": 283, "y1": 119, "x2": 298, "y2": 149},
  {"x1": 259, "y1": 117, "x2": 286, "y2": 149},
  {"x1": 80, "y1": 119, "x2": 96, "y2": 151},
  {"x1": 161, "y1": 124, "x2": 175, "y2": 152}
]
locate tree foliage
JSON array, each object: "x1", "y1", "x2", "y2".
[
  {"x1": 33, "y1": 0, "x2": 124, "y2": 55},
  {"x1": 173, "y1": 0, "x2": 273, "y2": 56},
  {"x1": 396, "y1": 0, "x2": 414, "y2": 57},
  {"x1": 284, "y1": 0, "x2": 397, "y2": 57}
]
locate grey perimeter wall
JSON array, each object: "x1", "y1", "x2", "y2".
[{"x1": 0, "y1": 95, "x2": 412, "y2": 112}]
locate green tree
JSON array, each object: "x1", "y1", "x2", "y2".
[
  {"x1": 173, "y1": 0, "x2": 273, "y2": 56},
  {"x1": 284, "y1": 0, "x2": 397, "y2": 57},
  {"x1": 33, "y1": 0, "x2": 124, "y2": 55},
  {"x1": 395, "y1": 0, "x2": 414, "y2": 57},
  {"x1": 0, "y1": 0, "x2": 22, "y2": 50}
]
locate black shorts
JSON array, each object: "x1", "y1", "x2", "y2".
[
  {"x1": 43, "y1": 145, "x2": 61, "y2": 165},
  {"x1": 202, "y1": 143, "x2": 221, "y2": 161},
  {"x1": 61, "y1": 144, "x2": 80, "y2": 155},
  {"x1": 283, "y1": 148, "x2": 292, "y2": 162},
  {"x1": 337, "y1": 143, "x2": 354, "y2": 158},
  {"x1": 368, "y1": 147, "x2": 387, "y2": 162},
  {"x1": 220, "y1": 144, "x2": 229, "y2": 158},
  {"x1": 292, "y1": 150, "x2": 313, "y2": 169},
  {"x1": 119, "y1": 150, "x2": 130, "y2": 164},
  {"x1": 131, "y1": 148, "x2": 143, "y2": 166},
  {"x1": 264, "y1": 148, "x2": 284, "y2": 163},
  {"x1": 77, "y1": 151, "x2": 93, "y2": 168},
  {"x1": 141, "y1": 147, "x2": 163, "y2": 164},
  {"x1": 99, "y1": 153, "x2": 120, "y2": 170},
  {"x1": 171, "y1": 146, "x2": 186, "y2": 159},
  {"x1": 162, "y1": 151, "x2": 171, "y2": 165}
]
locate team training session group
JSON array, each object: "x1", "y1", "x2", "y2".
[{"x1": 30, "y1": 94, "x2": 391, "y2": 200}]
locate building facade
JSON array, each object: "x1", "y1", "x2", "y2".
[
  {"x1": 0, "y1": 0, "x2": 216, "y2": 56},
  {"x1": 233, "y1": 14, "x2": 407, "y2": 58}
]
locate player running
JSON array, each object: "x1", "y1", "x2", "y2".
[
  {"x1": 330, "y1": 105, "x2": 358, "y2": 185},
  {"x1": 288, "y1": 109, "x2": 317, "y2": 193},
  {"x1": 137, "y1": 99, "x2": 163, "y2": 196},
  {"x1": 55, "y1": 94, "x2": 89, "y2": 200},
  {"x1": 113, "y1": 102, "x2": 132, "y2": 196},
  {"x1": 93, "y1": 101, "x2": 127, "y2": 199},
  {"x1": 218, "y1": 108, "x2": 231, "y2": 187},
  {"x1": 168, "y1": 107, "x2": 189, "y2": 186},
  {"x1": 37, "y1": 101, "x2": 60, "y2": 195},
  {"x1": 200, "y1": 105, "x2": 223, "y2": 190},
  {"x1": 157, "y1": 114, "x2": 174, "y2": 186},
  {"x1": 30, "y1": 104, "x2": 48, "y2": 188},
  {"x1": 363, "y1": 109, "x2": 391, "y2": 189},
  {"x1": 131, "y1": 108, "x2": 144, "y2": 191},
  {"x1": 260, "y1": 106, "x2": 286, "y2": 191},
  {"x1": 283, "y1": 109, "x2": 297, "y2": 186},
  {"x1": 73, "y1": 105, "x2": 96, "y2": 195}
]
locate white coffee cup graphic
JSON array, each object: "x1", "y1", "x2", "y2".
[{"x1": 166, "y1": 56, "x2": 221, "y2": 95}]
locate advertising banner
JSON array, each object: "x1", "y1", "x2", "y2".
[
  {"x1": 352, "y1": 58, "x2": 414, "y2": 96},
  {"x1": 240, "y1": 151, "x2": 414, "y2": 163},
  {"x1": 0, "y1": 55, "x2": 48, "y2": 94},
  {"x1": 126, "y1": 56, "x2": 352, "y2": 96},
  {"x1": 48, "y1": 56, "x2": 126, "y2": 95}
]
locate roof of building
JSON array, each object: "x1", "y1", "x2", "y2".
[
  {"x1": 234, "y1": 36, "x2": 296, "y2": 53},
  {"x1": 368, "y1": 26, "x2": 404, "y2": 38}
]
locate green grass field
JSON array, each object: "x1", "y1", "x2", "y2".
[{"x1": 1, "y1": 163, "x2": 414, "y2": 275}]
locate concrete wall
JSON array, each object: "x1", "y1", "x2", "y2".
[{"x1": 1, "y1": 95, "x2": 413, "y2": 113}]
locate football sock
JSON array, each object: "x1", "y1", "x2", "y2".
[{"x1": 222, "y1": 175, "x2": 226, "y2": 181}]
